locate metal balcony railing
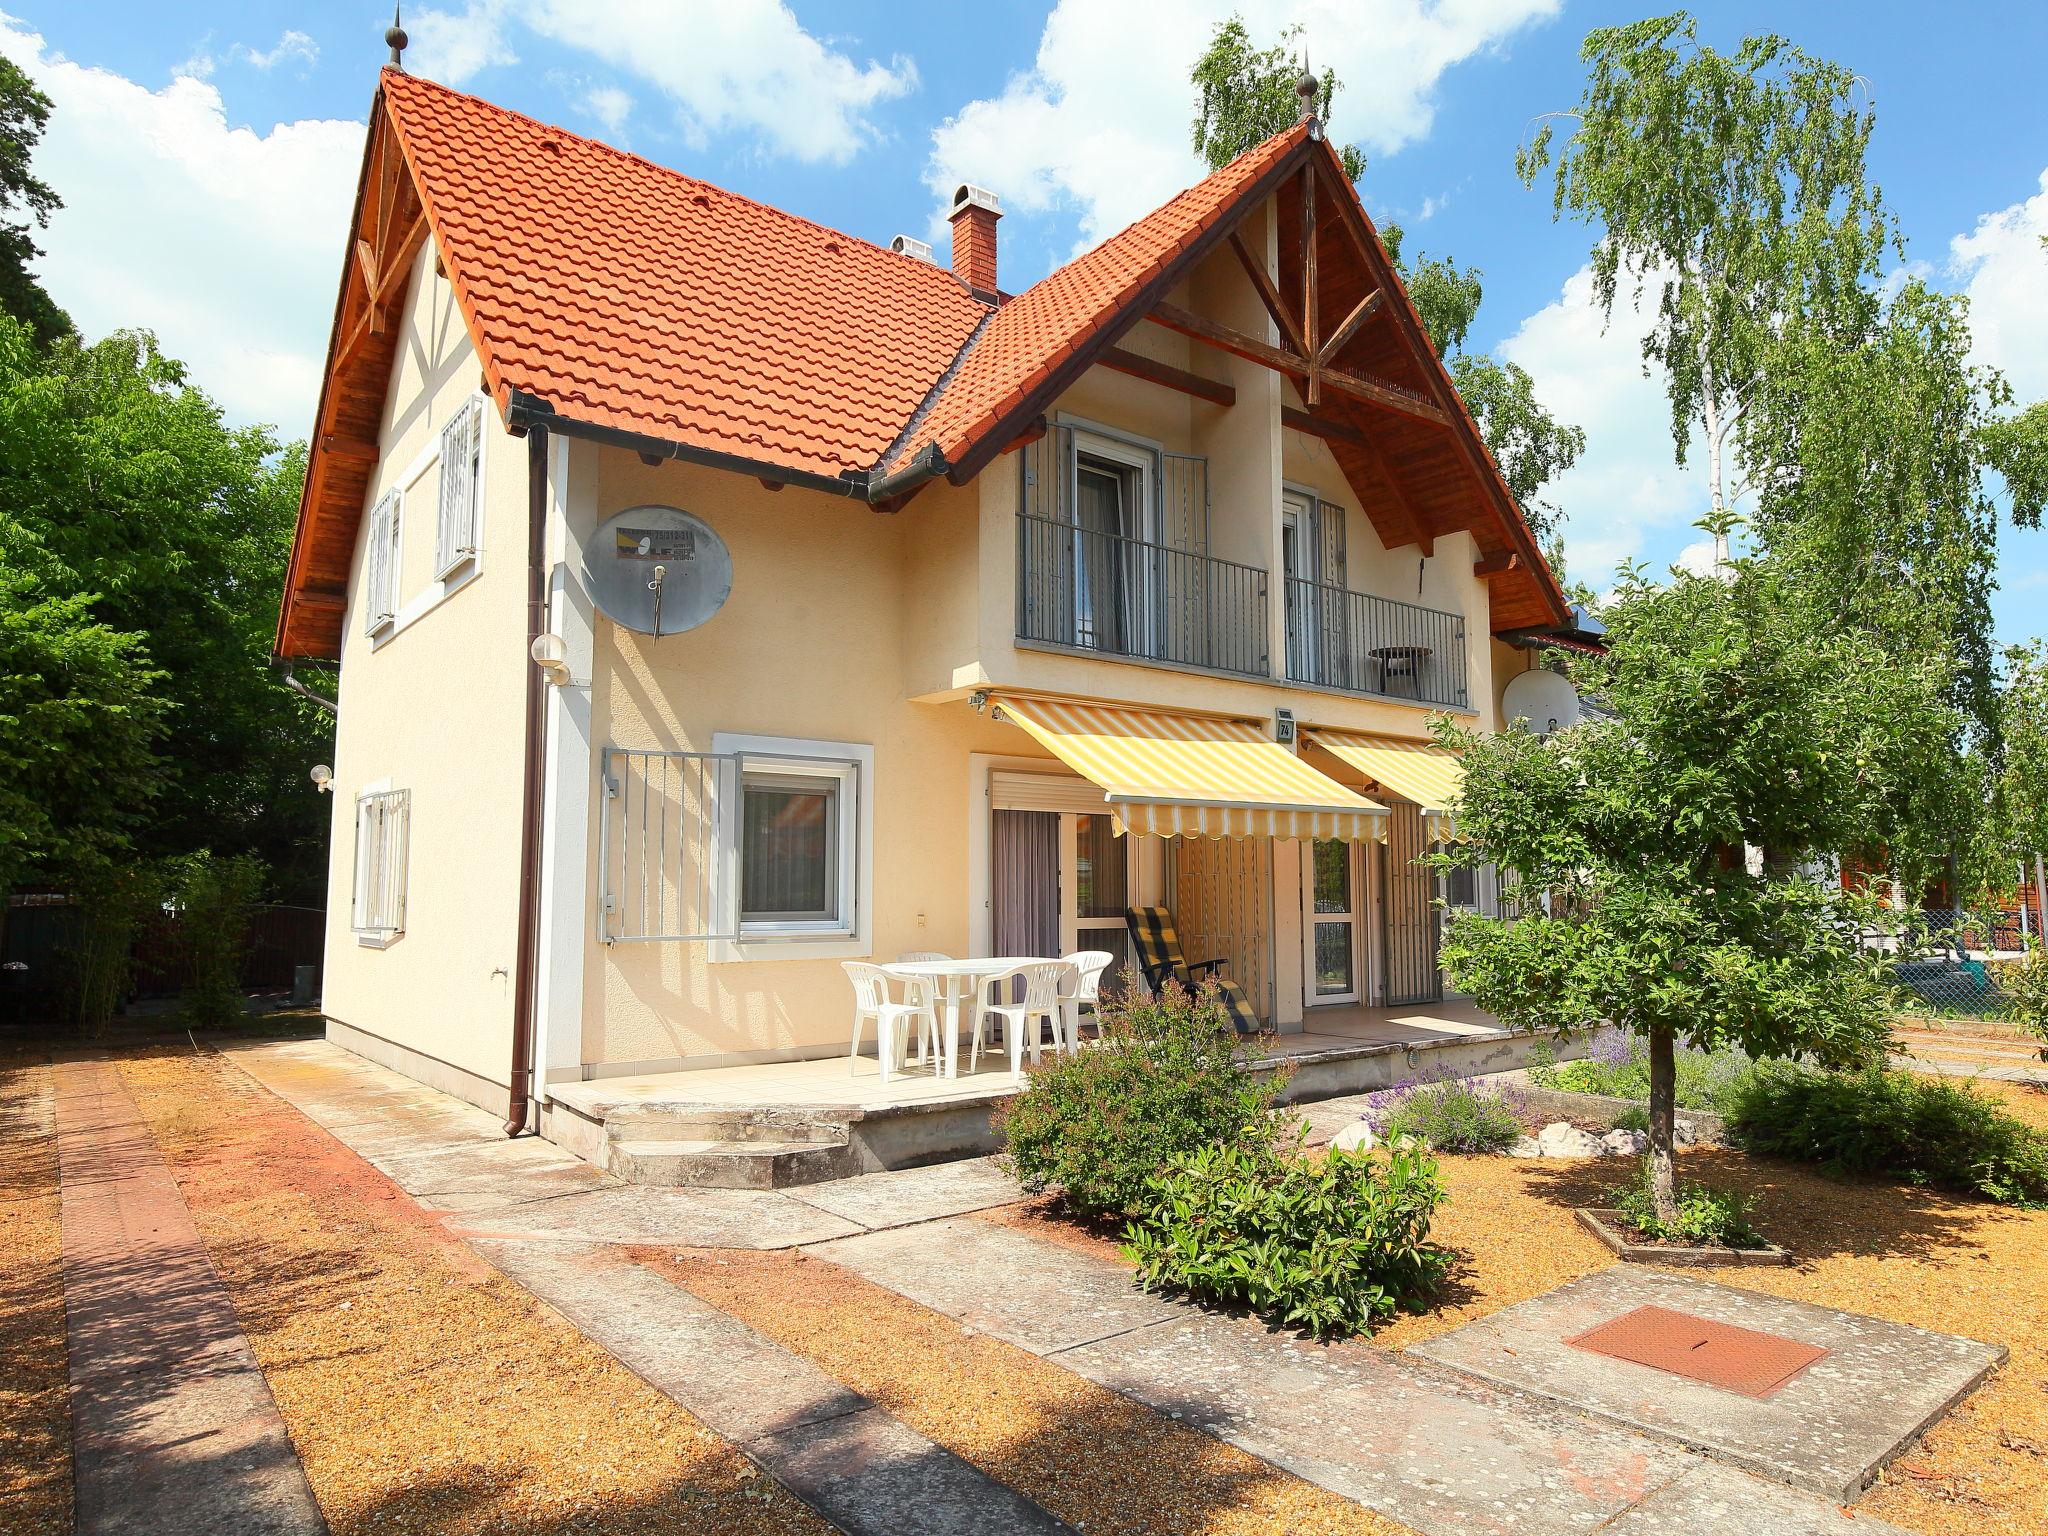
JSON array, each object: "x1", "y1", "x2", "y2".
[
  {"x1": 1017, "y1": 512, "x2": 1270, "y2": 679},
  {"x1": 1283, "y1": 577, "x2": 1469, "y2": 708}
]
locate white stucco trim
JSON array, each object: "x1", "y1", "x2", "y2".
[{"x1": 533, "y1": 433, "x2": 594, "y2": 1100}]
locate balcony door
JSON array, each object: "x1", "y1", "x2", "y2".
[
  {"x1": 1070, "y1": 434, "x2": 1155, "y2": 657},
  {"x1": 1281, "y1": 487, "x2": 1346, "y2": 687}
]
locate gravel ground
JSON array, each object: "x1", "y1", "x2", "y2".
[
  {"x1": 115, "y1": 1047, "x2": 831, "y2": 1536},
  {"x1": 645, "y1": 1245, "x2": 1416, "y2": 1536},
  {"x1": 0, "y1": 1055, "x2": 69, "y2": 1536},
  {"x1": 1364, "y1": 1148, "x2": 2047, "y2": 1536}
]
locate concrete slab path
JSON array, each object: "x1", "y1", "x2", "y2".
[
  {"x1": 811, "y1": 1216, "x2": 1909, "y2": 1536},
  {"x1": 218, "y1": 1039, "x2": 1072, "y2": 1536},
  {"x1": 53, "y1": 1057, "x2": 326, "y2": 1536},
  {"x1": 1408, "y1": 1266, "x2": 2006, "y2": 1503}
]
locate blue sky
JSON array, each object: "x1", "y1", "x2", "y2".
[{"x1": 9, "y1": 2, "x2": 2045, "y2": 641}]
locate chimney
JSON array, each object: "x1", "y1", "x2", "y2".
[
  {"x1": 948, "y1": 183, "x2": 1001, "y2": 293},
  {"x1": 889, "y1": 234, "x2": 934, "y2": 263}
]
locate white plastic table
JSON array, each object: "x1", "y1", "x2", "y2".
[{"x1": 881, "y1": 957, "x2": 1056, "y2": 1080}]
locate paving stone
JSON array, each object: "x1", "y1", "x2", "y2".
[
  {"x1": 368, "y1": 1137, "x2": 611, "y2": 1212},
  {"x1": 753, "y1": 1406, "x2": 1071, "y2": 1536},
  {"x1": 1602, "y1": 1460, "x2": 1900, "y2": 1535},
  {"x1": 54, "y1": 1058, "x2": 325, "y2": 1536},
  {"x1": 1408, "y1": 1266, "x2": 2006, "y2": 1502},
  {"x1": 449, "y1": 1183, "x2": 864, "y2": 1248},
  {"x1": 810, "y1": 1217, "x2": 1185, "y2": 1352},
  {"x1": 791, "y1": 1157, "x2": 1024, "y2": 1230},
  {"x1": 473, "y1": 1239, "x2": 1068, "y2": 1534}
]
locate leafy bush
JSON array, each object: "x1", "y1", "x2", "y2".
[
  {"x1": 171, "y1": 852, "x2": 266, "y2": 1028},
  {"x1": 1533, "y1": 1029, "x2": 1761, "y2": 1115},
  {"x1": 1992, "y1": 941, "x2": 2048, "y2": 1058},
  {"x1": 1611, "y1": 1104, "x2": 1650, "y2": 1133},
  {"x1": 1614, "y1": 1161, "x2": 1763, "y2": 1247},
  {"x1": 1122, "y1": 1141, "x2": 1449, "y2": 1338},
  {"x1": 997, "y1": 981, "x2": 1284, "y2": 1219},
  {"x1": 1728, "y1": 1064, "x2": 2048, "y2": 1207},
  {"x1": 1365, "y1": 1071, "x2": 1527, "y2": 1153}
]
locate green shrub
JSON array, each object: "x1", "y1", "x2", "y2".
[
  {"x1": 170, "y1": 852, "x2": 266, "y2": 1029},
  {"x1": 1122, "y1": 1141, "x2": 1450, "y2": 1338},
  {"x1": 1614, "y1": 1160, "x2": 1763, "y2": 1247},
  {"x1": 1534, "y1": 1032, "x2": 1762, "y2": 1115},
  {"x1": 997, "y1": 981, "x2": 1285, "y2": 1219},
  {"x1": 1992, "y1": 941, "x2": 2048, "y2": 1059},
  {"x1": 1611, "y1": 1104, "x2": 1650, "y2": 1133},
  {"x1": 1728, "y1": 1064, "x2": 2048, "y2": 1207},
  {"x1": 1368, "y1": 1072, "x2": 1527, "y2": 1153}
]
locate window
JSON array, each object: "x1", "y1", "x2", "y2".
[
  {"x1": 435, "y1": 396, "x2": 484, "y2": 575},
  {"x1": 351, "y1": 788, "x2": 410, "y2": 941},
  {"x1": 363, "y1": 490, "x2": 401, "y2": 636},
  {"x1": 714, "y1": 736, "x2": 869, "y2": 948},
  {"x1": 740, "y1": 772, "x2": 841, "y2": 925}
]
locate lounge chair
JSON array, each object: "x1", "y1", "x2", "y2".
[{"x1": 1124, "y1": 906, "x2": 1262, "y2": 1035}]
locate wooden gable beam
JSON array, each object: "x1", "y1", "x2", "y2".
[
  {"x1": 1148, "y1": 300, "x2": 1449, "y2": 428},
  {"x1": 1474, "y1": 551, "x2": 1521, "y2": 579},
  {"x1": 1299, "y1": 160, "x2": 1320, "y2": 406},
  {"x1": 1317, "y1": 288, "x2": 1383, "y2": 368},
  {"x1": 1280, "y1": 406, "x2": 1434, "y2": 557},
  {"x1": 1100, "y1": 346, "x2": 1236, "y2": 407},
  {"x1": 1226, "y1": 231, "x2": 1305, "y2": 356}
]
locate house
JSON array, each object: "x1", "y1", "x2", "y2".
[{"x1": 275, "y1": 62, "x2": 1583, "y2": 1171}]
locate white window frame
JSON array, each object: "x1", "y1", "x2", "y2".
[
  {"x1": 351, "y1": 784, "x2": 410, "y2": 945},
  {"x1": 435, "y1": 394, "x2": 486, "y2": 577},
  {"x1": 363, "y1": 490, "x2": 402, "y2": 637},
  {"x1": 711, "y1": 732, "x2": 873, "y2": 963}
]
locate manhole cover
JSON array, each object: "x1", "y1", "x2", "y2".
[{"x1": 1566, "y1": 1304, "x2": 1827, "y2": 1398}]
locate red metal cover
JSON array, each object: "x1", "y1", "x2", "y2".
[{"x1": 1567, "y1": 1304, "x2": 1828, "y2": 1398}]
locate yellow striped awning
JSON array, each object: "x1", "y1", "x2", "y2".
[
  {"x1": 1304, "y1": 729, "x2": 1468, "y2": 843},
  {"x1": 987, "y1": 694, "x2": 1388, "y2": 842}
]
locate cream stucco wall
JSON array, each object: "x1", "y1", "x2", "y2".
[{"x1": 319, "y1": 241, "x2": 530, "y2": 1106}]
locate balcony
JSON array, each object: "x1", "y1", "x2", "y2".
[
  {"x1": 1016, "y1": 512, "x2": 1269, "y2": 679},
  {"x1": 1283, "y1": 578, "x2": 1469, "y2": 708}
]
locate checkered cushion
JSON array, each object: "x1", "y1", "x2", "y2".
[{"x1": 1125, "y1": 906, "x2": 1258, "y2": 1035}]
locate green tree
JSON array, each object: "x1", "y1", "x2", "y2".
[
  {"x1": 1191, "y1": 17, "x2": 1364, "y2": 181},
  {"x1": 0, "y1": 521, "x2": 164, "y2": 897},
  {"x1": 1985, "y1": 400, "x2": 2048, "y2": 531},
  {"x1": 1440, "y1": 551, "x2": 1961, "y2": 1219},
  {"x1": 1998, "y1": 642, "x2": 2048, "y2": 865},
  {"x1": 0, "y1": 55, "x2": 71, "y2": 347},
  {"x1": 1190, "y1": 19, "x2": 1585, "y2": 545},
  {"x1": 1517, "y1": 12, "x2": 1893, "y2": 569},
  {"x1": 0, "y1": 315, "x2": 331, "y2": 899}
]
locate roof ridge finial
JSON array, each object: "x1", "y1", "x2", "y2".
[
  {"x1": 1296, "y1": 53, "x2": 1318, "y2": 126},
  {"x1": 386, "y1": 5, "x2": 409, "y2": 70}
]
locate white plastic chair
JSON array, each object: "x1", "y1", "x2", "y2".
[
  {"x1": 1058, "y1": 950, "x2": 1115, "y2": 1047},
  {"x1": 894, "y1": 951, "x2": 952, "y2": 1011},
  {"x1": 974, "y1": 961, "x2": 1075, "y2": 1080},
  {"x1": 843, "y1": 961, "x2": 938, "y2": 1083}
]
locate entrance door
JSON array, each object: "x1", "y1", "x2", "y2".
[
  {"x1": 1307, "y1": 838, "x2": 1360, "y2": 1003},
  {"x1": 991, "y1": 810, "x2": 1060, "y2": 962},
  {"x1": 1069, "y1": 812, "x2": 1136, "y2": 1000},
  {"x1": 1381, "y1": 802, "x2": 1443, "y2": 1005}
]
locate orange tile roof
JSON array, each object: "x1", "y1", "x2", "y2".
[
  {"x1": 381, "y1": 69, "x2": 990, "y2": 481},
  {"x1": 890, "y1": 124, "x2": 1310, "y2": 474}
]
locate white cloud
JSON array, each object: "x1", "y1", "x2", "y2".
[
  {"x1": 235, "y1": 30, "x2": 320, "y2": 73},
  {"x1": 578, "y1": 82, "x2": 633, "y2": 138},
  {"x1": 1496, "y1": 263, "x2": 1714, "y2": 588},
  {"x1": 407, "y1": 0, "x2": 913, "y2": 164},
  {"x1": 1, "y1": 18, "x2": 364, "y2": 433},
  {"x1": 406, "y1": 0, "x2": 520, "y2": 84},
  {"x1": 1949, "y1": 167, "x2": 2048, "y2": 402},
  {"x1": 926, "y1": 0, "x2": 1559, "y2": 254}
]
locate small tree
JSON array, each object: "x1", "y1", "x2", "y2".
[{"x1": 1440, "y1": 551, "x2": 1959, "y2": 1220}]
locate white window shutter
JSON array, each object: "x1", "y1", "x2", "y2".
[
  {"x1": 364, "y1": 492, "x2": 398, "y2": 634},
  {"x1": 436, "y1": 398, "x2": 482, "y2": 574}
]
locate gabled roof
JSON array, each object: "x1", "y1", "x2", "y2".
[{"x1": 277, "y1": 71, "x2": 1568, "y2": 658}]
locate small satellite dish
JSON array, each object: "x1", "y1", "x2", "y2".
[
  {"x1": 583, "y1": 506, "x2": 733, "y2": 636},
  {"x1": 1502, "y1": 668, "x2": 1582, "y2": 736}
]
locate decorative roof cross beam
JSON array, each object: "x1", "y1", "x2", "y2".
[{"x1": 1300, "y1": 159, "x2": 1319, "y2": 406}]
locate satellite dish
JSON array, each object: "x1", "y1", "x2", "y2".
[
  {"x1": 583, "y1": 506, "x2": 733, "y2": 636},
  {"x1": 1502, "y1": 668, "x2": 1582, "y2": 736}
]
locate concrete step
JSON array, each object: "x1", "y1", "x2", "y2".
[
  {"x1": 602, "y1": 1104, "x2": 853, "y2": 1146},
  {"x1": 607, "y1": 1135, "x2": 863, "y2": 1190}
]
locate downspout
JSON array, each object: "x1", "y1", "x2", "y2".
[{"x1": 507, "y1": 421, "x2": 550, "y2": 1136}]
